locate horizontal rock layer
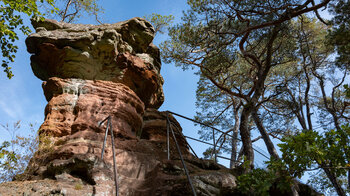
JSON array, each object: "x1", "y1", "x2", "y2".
[
  {"x1": 0, "y1": 18, "x2": 240, "y2": 196},
  {"x1": 1, "y1": 80, "x2": 236, "y2": 195},
  {"x1": 26, "y1": 18, "x2": 164, "y2": 108}
]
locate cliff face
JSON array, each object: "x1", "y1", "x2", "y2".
[{"x1": 0, "y1": 18, "x2": 236, "y2": 196}]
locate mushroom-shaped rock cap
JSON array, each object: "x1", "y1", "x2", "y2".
[{"x1": 26, "y1": 17, "x2": 164, "y2": 109}]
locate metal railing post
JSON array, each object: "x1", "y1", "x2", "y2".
[
  {"x1": 99, "y1": 116, "x2": 119, "y2": 196},
  {"x1": 166, "y1": 114, "x2": 197, "y2": 196},
  {"x1": 166, "y1": 112, "x2": 198, "y2": 159},
  {"x1": 109, "y1": 118, "x2": 119, "y2": 196},
  {"x1": 99, "y1": 116, "x2": 110, "y2": 160},
  {"x1": 166, "y1": 113, "x2": 170, "y2": 160}
]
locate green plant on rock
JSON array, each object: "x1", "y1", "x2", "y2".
[
  {"x1": 202, "y1": 147, "x2": 222, "y2": 160},
  {"x1": 235, "y1": 166, "x2": 292, "y2": 196},
  {"x1": 236, "y1": 168, "x2": 274, "y2": 196},
  {"x1": 74, "y1": 183, "x2": 83, "y2": 190},
  {"x1": 37, "y1": 131, "x2": 55, "y2": 155}
]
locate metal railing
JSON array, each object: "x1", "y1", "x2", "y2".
[
  {"x1": 167, "y1": 111, "x2": 270, "y2": 161},
  {"x1": 166, "y1": 113, "x2": 197, "y2": 196},
  {"x1": 96, "y1": 111, "x2": 270, "y2": 196},
  {"x1": 98, "y1": 116, "x2": 119, "y2": 196}
]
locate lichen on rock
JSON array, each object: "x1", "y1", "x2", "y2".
[{"x1": 26, "y1": 17, "x2": 164, "y2": 108}]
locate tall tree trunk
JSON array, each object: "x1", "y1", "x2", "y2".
[
  {"x1": 319, "y1": 77, "x2": 350, "y2": 194},
  {"x1": 239, "y1": 105, "x2": 254, "y2": 171},
  {"x1": 252, "y1": 107, "x2": 300, "y2": 195},
  {"x1": 303, "y1": 65, "x2": 313, "y2": 131},
  {"x1": 237, "y1": 25, "x2": 280, "y2": 170},
  {"x1": 323, "y1": 167, "x2": 346, "y2": 196},
  {"x1": 230, "y1": 106, "x2": 240, "y2": 168},
  {"x1": 251, "y1": 107, "x2": 280, "y2": 160}
]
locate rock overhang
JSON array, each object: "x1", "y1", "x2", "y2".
[{"x1": 26, "y1": 17, "x2": 164, "y2": 108}]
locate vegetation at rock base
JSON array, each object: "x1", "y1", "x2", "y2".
[
  {"x1": 0, "y1": 121, "x2": 38, "y2": 182},
  {"x1": 0, "y1": 0, "x2": 103, "y2": 79},
  {"x1": 234, "y1": 168, "x2": 291, "y2": 196},
  {"x1": 278, "y1": 125, "x2": 350, "y2": 195},
  {"x1": 0, "y1": 121, "x2": 55, "y2": 182}
]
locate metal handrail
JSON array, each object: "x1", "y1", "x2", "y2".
[
  {"x1": 166, "y1": 113, "x2": 197, "y2": 196},
  {"x1": 96, "y1": 110, "x2": 270, "y2": 196},
  {"x1": 169, "y1": 122, "x2": 199, "y2": 159},
  {"x1": 184, "y1": 136, "x2": 243, "y2": 163},
  {"x1": 99, "y1": 116, "x2": 119, "y2": 196},
  {"x1": 184, "y1": 136, "x2": 232, "y2": 153},
  {"x1": 167, "y1": 111, "x2": 270, "y2": 160}
]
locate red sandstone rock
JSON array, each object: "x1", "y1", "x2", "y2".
[
  {"x1": 0, "y1": 18, "x2": 239, "y2": 196},
  {"x1": 26, "y1": 17, "x2": 164, "y2": 108},
  {"x1": 142, "y1": 108, "x2": 190, "y2": 155},
  {"x1": 40, "y1": 77, "x2": 144, "y2": 138}
]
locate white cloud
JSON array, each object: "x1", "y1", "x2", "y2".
[{"x1": 0, "y1": 100, "x2": 21, "y2": 119}]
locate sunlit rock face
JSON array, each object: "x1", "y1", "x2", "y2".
[
  {"x1": 26, "y1": 17, "x2": 164, "y2": 108},
  {"x1": 0, "y1": 18, "x2": 238, "y2": 196}
]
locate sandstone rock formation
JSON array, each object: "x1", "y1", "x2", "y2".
[
  {"x1": 0, "y1": 18, "x2": 237, "y2": 195},
  {"x1": 26, "y1": 17, "x2": 164, "y2": 109}
]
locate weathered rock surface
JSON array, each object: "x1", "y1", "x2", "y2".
[
  {"x1": 0, "y1": 107, "x2": 237, "y2": 196},
  {"x1": 0, "y1": 18, "x2": 238, "y2": 196},
  {"x1": 142, "y1": 108, "x2": 189, "y2": 151},
  {"x1": 26, "y1": 17, "x2": 164, "y2": 108}
]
